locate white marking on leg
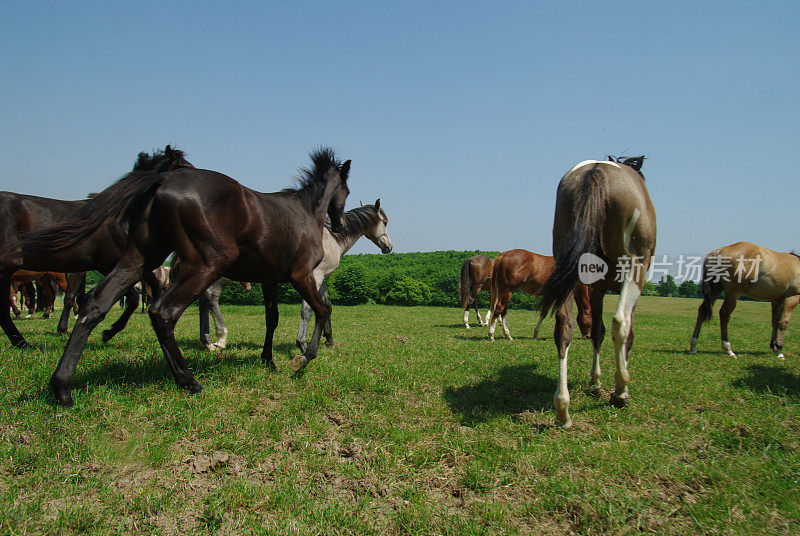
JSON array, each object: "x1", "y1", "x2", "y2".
[
  {"x1": 589, "y1": 346, "x2": 601, "y2": 389},
  {"x1": 463, "y1": 309, "x2": 470, "y2": 329},
  {"x1": 611, "y1": 271, "x2": 640, "y2": 403},
  {"x1": 624, "y1": 208, "x2": 641, "y2": 253},
  {"x1": 689, "y1": 337, "x2": 698, "y2": 354},
  {"x1": 484, "y1": 310, "x2": 492, "y2": 326},
  {"x1": 488, "y1": 316, "x2": 498, "y2": 341},
  {"x1": 554, "y1": 344, "x2": 572, "y2": 428},
  {"x1": 214, "y1": 327, "x2": 228, "y2": 349},
  {"x1": 722, "y1": 340, "x2": 737, "y2": 358},
  {"x1": 501, "y1": 314, "x2": 513, "y2": 340}
]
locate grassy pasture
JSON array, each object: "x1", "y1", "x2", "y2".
[{"x1": 0, "y1": 296, "x2": 798, "y2": 535}]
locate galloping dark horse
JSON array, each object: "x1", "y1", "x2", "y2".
[
  {"x1": 541, "y1": 156, "x2": 656, "y2": 428},
  {"x1": 0, "y1": 146, "x2": 193, "y2": 347},
  {"x1": 22, "y1": 148, "x2": 350, "y2": 407}
]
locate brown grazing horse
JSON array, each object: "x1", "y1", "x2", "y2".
[
  {"x1": 541, "y1": 156, "x2": 656, "y2": 428},
  {"x1": 9, "y1": 280, "x2": 35, "y2": 318},
  {"x1": 10, "y1": 270, "x2": 71, "y2": 318},
  {"x1": 22, "y1": 148, "x2": 350, "y2": 407},
  {"x1": 459, "y1": 254, "x2": 493, "y2": 328},
  {"x1": 689, "y1": 241, "x2": 800, "y2": 359},
  {"x1": 1, "y1": 146, "x2": 192, "y2": 347},
  {"x1": 486, "y1": 249, "x2": 591, "y2": 341}
]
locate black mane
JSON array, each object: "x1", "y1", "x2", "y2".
[
  {"x1": 133, "y1": 145, "x2": 194, "y2": 173},
  {"x1": 328, "y1": 204, "x2": 385, "y2": 245},
  {"x1": 284, "y1": 147, "x2": 347, "y2": 209}
]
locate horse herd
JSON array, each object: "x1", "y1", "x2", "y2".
[{"x1": 2, "y1": 148, "x2": 797, "y2": 428}]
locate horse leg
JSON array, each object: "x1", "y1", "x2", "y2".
[
  {"x1": 50, "y1": 260, "x2": 144, "y2": 406},
  {"x1": 488, "y1": 289, "x2": 512, "y2": 341},
  {"x1": 288, "y1": 273, "x2": 332, "y2": 372},
  {"x1": 101, "y1": 287, "x2": 139, "y2": 343},
  {"x1": 209, "y1": 288, "x2": 228, "y2": 350},
  {"x1": 58, "y1": 273, "x2": 84, "y2": 335},
  {"x1": 10, "y1": 284, "x2": 22, "y2": 318},
  {"x1": 23, "y1": 282, "x2": 35, "y2": 318},
  {"x1": 296, "y1": 299, "x2": 311, "y2": 353},
  {"x1": 532, "y1": 310, "x2": 546, "y2": 339},
  {"x1": 610, "y1": 276, "x2": 642, "y2": 408},
  {"x1": 320, "y1": 281, "x2": 335, "y2": 347},
  {"x1": 260, "y1": 282, "x2": 279, "y2": 371},
  {"x1": 772, "y1": 295, "x2": 798, "y2": 360},
  {"x1": 587, "y1": 287, "x2": 606, "y2": 395},
  {"x1": 719, "y1": 293, "x2": 739, "y2": 357},
  {"x1": 554, "y1": 295, "x2": 575, "y2": 428},
  {"x1": 689, "y1": 286, "x2": 721, "y2": 354},
  {"x1": 199, "y1": 292, "x2": 214, "y2": 350},
  {"x1": 148, "y1": 267, "x2": 223, "y2": 395},
  {"x1": 0, "y1": 277, "x2": 27, "y2": 348}
]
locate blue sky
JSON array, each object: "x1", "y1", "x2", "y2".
[{"x1": 2, "y1": 1, "x2": 798, "y2": 258}]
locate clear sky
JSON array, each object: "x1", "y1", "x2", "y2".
[{"x1": 2, "y1": 1, "x2": 798, "y2": 258}]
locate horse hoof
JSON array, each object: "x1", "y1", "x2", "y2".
[
  {"x1": 687, "y1": 349, "x2": 698, "y2": 355},
  {"x1": 50, "y1": 380, "x2": 74, "y2": 408},
  {"x1": 263, "y1": 359, "x2": 277, "y2": 372},
  {"x1": 101, "y1": 330, "x2": 114, "y2": 344},
  {"x1": 213, "y1": 342, "x2": 226, "y2": 351},
  {"x1": 185, "y1": 382, "x2": 203, "y2": 395},
  {"x1": 324, "y1": 340, "x2": 335, "y2": 348},
  {"x1": 609, "y1": 393, "x2": 628, "y2": 408},
  {"x1": 465, "y1": 325, "x2": 471, "y2": 329},
  {"x1": 555, "y1": 417, "x2": 573, "y2": 429},
  {"x1": 12, "y1": 339, "x2": 28, "y2": 349},
  {"x1": 776, "y1": 353, "x2": 786, "y2": 360},
  {"x1": 586, "y1": 385, "x2": 601, "y2": 398},
  {"x1": 289, "y1": 356, "x2": 308, "y2": 373}
]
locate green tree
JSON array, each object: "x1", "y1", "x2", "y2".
[
  {"x1": 678, "y1": 280, "x2": 701, "y2": 298},
  {"x1": 657, "y1": 275, "x2": 678, "y2": 297},
  {"x1": 384, "y1": 277, "x2": 431, "y2": 306},
  {"x1": 330, "y1": 265, "x2": 371, "y2": 305}
]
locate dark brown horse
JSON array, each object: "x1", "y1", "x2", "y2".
[
  {"x1": 1, "y1": 146, "x2": 193, "y2": 347},
  {"x1": 22, "y1": 148, "x2": 350, "y2": 407},
  {"x1": 541, "y1": 156, "x2": 656, "y2": 428},
  {"x1": 459, "y1": 255, "x2": 494, "y2": 329},
  {"x1": 487, "y1": 249, "x2": 591, "y2": 341}
]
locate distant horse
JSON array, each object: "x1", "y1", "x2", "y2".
[
  {"x1": 541, "y1": 156, "x2": 656, "y2": 428},
  {"x1": 486, "y1": 249, "x2": 591, "y2": 341},
  {"x1": 296, "y1": 200, "x2": 393, "y2": 352},
  {"x1": 22, "y1": 148, "x2": 350, "y2": 407},
  {"x1": 459, "y1": 255, "x2": 493, "y2": 329},
  {"x1": 689, "y1": 242, "x2": 800, "y2": 359},
  {"x1": 136, "y1": 265, "x2": 171, "y2": 312},
  {"x1": 10, "y1": 270, "x2": 70, "y2": 319},
  {"x1": 1, "y1": 146, "x2": 193, "y2": 346},
  {"x1": 9, "y1": 281, "x2": 35, "y2": 318}
]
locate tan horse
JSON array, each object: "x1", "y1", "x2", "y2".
[
  {"x1": 459, "y1": 254, "x2": 494, "y2": 328},
  {"x1": 689, "y1": 242, "x2": 800, "y2": 359},
  {"x1": 487, "y1": 249, "x2": 591, "y2": 341},
  {"x1": 541, "y1": 156, "x2": 656, "y2": 428}
]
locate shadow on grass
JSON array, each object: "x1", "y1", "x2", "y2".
[
  {"x1": 443, "y1": 364, "x2": 556, "y2": 425},
  {"x1": 732, "y1": 364, "x2": 800, "y2": 402}
]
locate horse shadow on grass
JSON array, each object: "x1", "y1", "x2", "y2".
[
  {"x1": 442, "y1": 363, "x2": 557, "y2": 427},
  {"x1": 732, "y1": 364, "x2": 800, "y2": 402}
]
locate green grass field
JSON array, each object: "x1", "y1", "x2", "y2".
[{"x1": 1, "y1": 296, "x2": 798, "y2": 535}]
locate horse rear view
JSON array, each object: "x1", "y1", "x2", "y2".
[
  {"x1": 542, "y1": 156, "x2": 656, "y2": 428},
  {"x1": 459, "y1": 254, "x2": 493, "y2": 328}
]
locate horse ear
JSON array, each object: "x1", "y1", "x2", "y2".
[
  {"x1": 339, "y1": 160, "x2": 351, "y2": 182},
  {"x1": 374, "y1": 198, "x2": 381, "y2": 210},
  {"x1": 622, "y1": 155, "x2": 645, "y2": 172},
  {"x1": 360, "y1": 200, "x2": 364, "y2": 206},
  {"x1": 165, "y1": 145, "x2": 173, "y2": 155},
  {"x1": 606, "y1": 155, "x2": 615, "y2": 162}
]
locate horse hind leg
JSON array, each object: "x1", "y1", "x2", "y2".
[
  {"x1": 587, "y1": 287, "x2": 605, "y2": 395},
  {"x1": 1, "y1": 277, "x2": 27, "y2": 348},
  {"x1": 610, "y1": 275, "x2": 641, "y2": 408},
  {"x1": 488, "y1": 289, "x2": 513, "y2": 341},
  {"x1": 772, "y1": 296, "x2": 798, "y2": 360},
  {"x1": 718, "y1": 294, "x2": 739, "y2": 357},
  {"x1": 210, "y1": 292, "x2": 228, "y2": 350},
  {"x1": 101, "y1": 286, "x2": 139, "y2": 343},
  {"x1": 553, "y1": 297, "x2": 575, "y2": 428},
  {"x1": 532, "y1": 310, "x2": 545, "y2": 339}
]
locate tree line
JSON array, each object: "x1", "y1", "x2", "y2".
[{"x1": 86, "y1": 253, "x2": 704, "y2": 308}]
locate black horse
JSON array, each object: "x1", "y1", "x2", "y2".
[
  {"x1": 0, "y1": 146, "x2": 193, "y2": 348},
  {"x1": 22, "y1": 148, "x2": 351, "y2": 407}
]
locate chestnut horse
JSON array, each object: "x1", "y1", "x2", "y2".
[
  {"x1": 10, "y1": 270, "x2": 70, "y2": 319},
  {"x1": 459, "y1": 254, "x2": 493, "y2": 329},
  {"x1": 487, "y1": 249, "x2": 591, "y2": 341},
  {"x1": 541, "y1": 156, "x2": 656, "y2": 428},
  {"x1": 689, "y1": 242, "x2": 800, "y2": 359},
  {"x1": 1, "y1": 146, "x2": 192, "y2": 347},
  {"x1": 22, "y1": 148, "x2": 350, "y2": 407}
]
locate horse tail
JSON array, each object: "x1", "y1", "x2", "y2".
[
  {"x1": 22, "y1": 172, "x2": 168, "y2": 258},
  {"x1": 458, "y1": 259, "x2": 472, "y2": 309},
  {"x1": 541, "y1": 167, "x2": 608, "y2": 316},
  {"x1": 697, "y1": 252, "x2": 721, "y2": 324}
]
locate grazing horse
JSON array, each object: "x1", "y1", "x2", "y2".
[
  {"x1": 1, "y1": 146, "x2": 193, "y2": 346},
  {"x1": 9, "y1": 270, "x2": 70, "y2": 319},
  {"x1": 22, "y1": 148, "x2": 350, "y2": 407},
  {"x1": 541, "y1": 156, "x2": 656, "y2": 428},
  {"x1": 9, "y1": 280, "x2": 35, "y2": 318},
  {"x1": 486, "y1": 249, "x2": 591, "y2": 341},
  {"x1": 296, "y1": 200, "x2": 393, "y2": 352},
  {"x1": 689, "y1": 242, "x2": 800, "y2": 359},
  {"x1": 459, "y1": 255, "x2": 493, "y2": 329}
]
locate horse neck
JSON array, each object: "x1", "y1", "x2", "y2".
[{"x1": 312, "y1": 176, "x2": 342, "y2": 225}]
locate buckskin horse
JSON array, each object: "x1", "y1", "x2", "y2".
[
  {"x1": 22, "y1": 148, "x2": 350, "y2": 407},
  {"x1": 541, "y1": 156, "x2": 656, "y2": 428},
  {"x1": 689, "y1": 241, "x2": 800, "y2": 359},
  {"x1": 459, "y1": 254, "x2": 493, "y2": 329},
  {"x1": 486, "y1": 249, "x2": 591, "y2": 341}
]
